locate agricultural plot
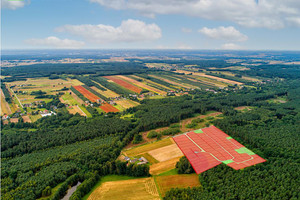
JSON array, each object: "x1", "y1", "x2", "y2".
[
  {"x1": 173, "y1": 126, "x2": 266, "y2": 174},
  {"x1": 155, "y1": 174, "x2": 200, "y2": 197},
  {"x1": 22, "y1": 115, "x2": 32, "y2": 123},
  {"x1": 114, "y1": 99, "x2": 140, "y2": 109},
  {"x1": 68, "y1": 105, "x2": 87, "y2": 116},
  {"x1": 116, "y1": 75, "x2": 167, "y2": 95},
  {"x1": 0, "y1": 89, "x2": 12, "y2": 115},
  {"x1": 150, "y1": 157, "x2": 181, "y2": 175},
  {"x1": 90, "y1": 86, "x2": 119, "y2": 98},
  {"x1": 5, "y1": 77, "x2": 84, "y2": 106},
  {"x1": 99, "y1": 103, "x2": 119, "y2": 113},
  {"x1": 130, "y1": 75, "x2": 174, "y2": 91},
  {"x1": 87, "y1": 177, "x2": 159, "y2": 200},
  {"x1": 148, "y1": 144, "x2": 183, "y2": 162},
  {"x1": 104, "y1": 76, "x2": 142, "y2": 93},
  {"x1": 124, "y1": 138, "x2": 173, "y2": 157},
  {"x1": 148, "y1": 75, "x2": 191, "y2": 89},
  {"x1": 124, "y1": 138, "x2": 183, "y2": 175},
  {"x1": 175, "y1": 70, "x2": 243, "y2": 85},
  {"x1": 73, "y1": 85, "x2": 101, "y2": 102}
]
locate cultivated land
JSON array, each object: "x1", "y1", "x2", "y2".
[
  {"x1": 99, "y1": 103, "x2": 119, "y2": 113},
  {"x1": 104, "y1": 76, "x2": 143, "y2": 93},
  {"x1": 117, "y1": 75, "x2": 167, "y2": 95},
  {"x1": 90, "y1": 86, "x2": 119, "y2": 98},
  {"x1": 130, "y1": 75, "x2": 174, "y2": 91},
  {"x1": 6, "y1": 78, "x2": 83, "y2": 104},
  {"x1": 149, "y1": 75, "x2": 190, "y2": 89},
  {"x1": 87, "y1": 177, "x2": 159, "y2": 200},
  {"x1": 114, "y1": 99, "x2": 139, "y2": 109},
  {"x1": 175, "y1": 70, "x2": 243, "y2": 85},
  {"x1": 150, "y1": 157, "x2": 182, "y2": 175},
  {"x1": 0, "y1": 89, "x2": 12, "y2": 115},
  {"x1": 155, "y1": 174, "x2": 200, "y2": 197},
  {"x1": 73, "y1": 85, "x2": 100, "y2": 102},
  {"x1": 124, "y1": 138, "x2": 174, "y2": 158},
  {"x1": 148, "y1": 144, "x2": 183, "y2": 162},
  {"x1": 68, "y1": 105, "x2": 87, "y2": 116}
]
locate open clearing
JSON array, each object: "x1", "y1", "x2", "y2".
[
  {"x1": 148, "y1": 144, "x2": 183, "y2": 162},
  {"x1": 87, "y1": 177, "x2": 159, "y2": 200},
  {"x1": 155, "y1": 174, "x2": 200, "y2": 197}
]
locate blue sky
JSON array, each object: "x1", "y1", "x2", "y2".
[{"x1": 2, "y1": 0, "x2": 300, "y2": 50}]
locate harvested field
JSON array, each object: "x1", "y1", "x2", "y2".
[
  {"x1": 68, "y1": 105, "x2": 87, "y2": 116},
  {"x1": 10, "y1": 118, "x2": 19, "y2": 123},
  {"x1": 148, "y1": 144, "x2": 183, "y2": 162},
  {"x1": 87, "y1": 178, "x2": 159, "y2": 200},
  {"x1": 117, "y1": 75, "x2": 167, "y2": 95},
  {"x1": 150, "y1": 157, "x2": 181, "y2": 175},
  {"x1": 173, "y1": 126, "x2": 266, "y2": 174},
  {"x1": 1, "y1": 89, "x2": 12, "y2": 115},
  {"x1": 104, "y1": 76, "x2": 142, "y2": 93},
  {"x1": 99, "y1": 103, "x2": 119, "y2": 113},
  {"x1": 114, "y1": 99, "x2": 139, "y2": 109},
  {"x1": 90, "y1": 86, "x2": 119, "y2": 98},
  {"x1": 155, "y1": 174, "x2": 200, "y2": 197},
  {"x1": 73, "y1": 85, "x2": 101, "y2": 102},
  {"x1": 124, "y1": 138, "x2": 173, "y2": 157},
  {"x1": 22, "y1": 115, "x2": 32, "y2": 123}
]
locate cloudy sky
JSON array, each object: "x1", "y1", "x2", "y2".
[{"x1": 2, "y1": 0, "x2": 300, "y2": 50}]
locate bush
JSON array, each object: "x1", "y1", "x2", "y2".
[
  {"x1": 133, "y1": 134, "x2": 143, "y2": 144},
  {"x1": 170, "y1": 123, "x2": 181, "y2": 128},
  {"x1": 191, "y1": 118, "x2": 204, "y2": 123},
  {"x1": 161, "y1": 128, "x2": 181, "y2": 136},
  {"x1": 147, "y1": 131, "x2": 158, "y2": 138}
]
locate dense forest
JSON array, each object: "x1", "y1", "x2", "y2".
[{"x1": 1, "y1": 61, "x2": 300, "y2": 200}]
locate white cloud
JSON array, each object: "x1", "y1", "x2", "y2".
[
  {"x1": 220, "y1": 43, "x2": 242, "y2": 50},
  {"x1": 286, "y1": 17, "x2": 300, "y2": 27},
  {"x1": 181, "y1": 28, "x2": 192, "y2": 33},
  {"x1": 90, "y1": 0, "x2": 300, "y2": 29},
  {"x1": 1, "y1": 0, "x2": 29, "y2": 10},
  {"x1": 199, "y1": 26, "x2": 248, "y2": 42},
  {"x1": 56, "y1": 19, "x2": 162, "y2": 44},
  {"x1": 24, "y1": 36, "x2": 85, "y2": 49}
]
